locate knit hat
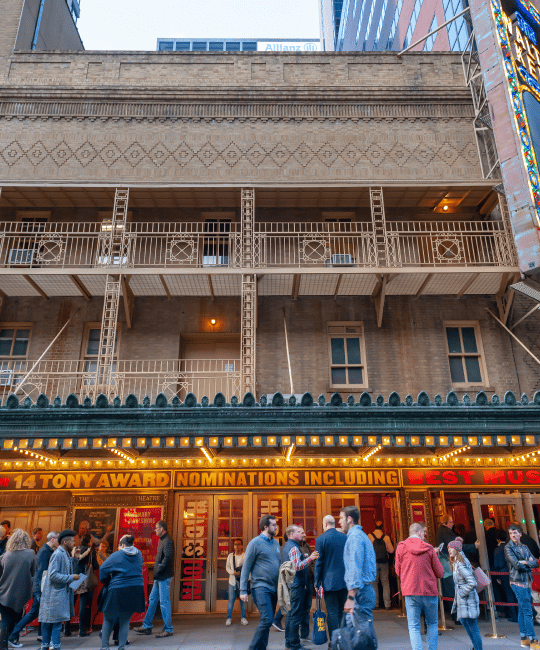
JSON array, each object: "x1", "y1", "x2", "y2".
[
  {"x1": 448, "y1": 536, "x2": 463, "y2": 552},
  {"x1": 58, "y1": 529, "x2": 77, "y2": 544}
]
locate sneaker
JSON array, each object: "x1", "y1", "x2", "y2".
[
  {"x1": 8, "y1": 639, "x2": 23, "y2": 648},
  {"x1": 241, "y1": 618, "x2": 249, "y2": 626},
  {"x1": 226, "y1": 619, "x2": 232, "y2": 626},
  {"x1": 155, "y1": 631, "x2": 173, "y2": 638},
  {"x1": 272, "y1": 622, "x2": 284, "y2": 631},
  {"x1": 522, "y1": 639, "x2": 531, "y2": 647},
  {"x1": 133, "y1": 626, "x2": 152, "y2": 635}
]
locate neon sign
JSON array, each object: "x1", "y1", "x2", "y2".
[{"x1": 491, "y1": 0, "x2": 540, "y2": 227}]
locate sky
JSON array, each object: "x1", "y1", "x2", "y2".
[{"x1": 77, "y1": 0, "x2": 321, "y2": 51}]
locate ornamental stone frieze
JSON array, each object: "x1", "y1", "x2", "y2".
[{"x1": 0, "y1": 51, "x2": 488, "y2": 185}]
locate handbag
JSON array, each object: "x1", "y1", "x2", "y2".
[
  {"x1": 312, "y1": 596, "x2": 328, "y2": 645},
  {"x1": 474, "y1": 566, "x2": 491, "y2": 593},
  {"x1": 85, "y1": 561, "x2": 99, "y2": 590},
  {"x1": 330, "y1": 610, "x2": 378, "y2": 650}
]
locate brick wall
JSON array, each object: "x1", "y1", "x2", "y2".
[{"x1": 2, "y1": 294, "x2": 538, "y2": 399}]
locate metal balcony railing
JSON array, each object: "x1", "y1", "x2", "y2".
[
  {"x1": 385, "y1": 220, "x2": 515, "y2": 267},
  {"x1": 0, "y1": 358, "x2": 241, "y2": 403},
  {"x1": 0, "y1": 219, "x2": 515, "y2": 270},
  {"x1": 0, "y1": 222, "x2": 241, "y2": 269},
  {"x1": 253, "y1": 222, "x2": 377, "y2": 268}
]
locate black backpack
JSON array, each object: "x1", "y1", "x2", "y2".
[{"x1": 372, "y1": 535, "x2": 388, "y2": 564}]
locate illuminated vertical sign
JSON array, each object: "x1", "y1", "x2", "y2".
[{"x1": 491, "y1": 0, "x2": 540, "y2": 227}]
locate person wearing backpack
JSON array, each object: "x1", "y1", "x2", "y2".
[{"x1": 368, "y1": 521, "x2": 394, "y2": 610}]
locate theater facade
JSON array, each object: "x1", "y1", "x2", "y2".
[{"x1": 1, "y1": 0, "x2": 540, "y2": 615}]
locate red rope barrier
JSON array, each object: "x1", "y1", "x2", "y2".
[{"x1": 440, "y1": 596, "x2": 518, "y2": 606}]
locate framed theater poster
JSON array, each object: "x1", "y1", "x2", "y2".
[{"x1": 117, "y1": 506, "x2": 163, "y2": 564}]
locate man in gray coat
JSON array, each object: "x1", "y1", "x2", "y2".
[{"x1": 39, "y1": 530, "x2": 80, "y2": 650}]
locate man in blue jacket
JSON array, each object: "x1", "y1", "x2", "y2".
[
  {"x1": 340, "y1": 505, "x2": 377, "y2": 644},
  {"x1": 315, "y1": 515, "x2": 347, "y2": 641}
]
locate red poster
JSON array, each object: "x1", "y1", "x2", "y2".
[
  {"x1": 410, "y1": 504, "x2": 426, "y2": 523},
  {"x1": 118, "y1": 507, "x2": 162, "y2": 564}
]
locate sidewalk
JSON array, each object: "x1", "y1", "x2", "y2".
[{"x1": 17, "y1": 611, "x2": 530, "y2": 649}]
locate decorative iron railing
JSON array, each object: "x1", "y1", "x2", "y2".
[
  {"x1": 385, "y1": 220, "x2": 514, "y2": 267},
  {"x1": 0, "y1": 358, "x2": 241, "y2": 403},
  {"x1": 0, "y1": 219, "x2": 514, "y2": 270}
]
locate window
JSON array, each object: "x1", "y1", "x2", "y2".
[
  {"x1": 81, "y1": 324, "x2": 120, "y2": 386},
  {"x1": 387, "y1": 0, "x2": 404, "y2": 49},
  {"x1": 192, "y1": 41, "x2": 208, "y2": 51},
  {"x1": 443, "y1": 0, "x2": 471, "y2": 51},
  {"x1": 327, "y1": 322, "x2": 367, "y2": 389},
  {"x1": 8, "y1": 214, "x2": 49, "y2": 267},
  {"x1": 0, "y1": 325, "x2": 31, "y2": 388},
  {"x1": 158, "y1": 41, "x2": 173, "y2": 51},
  {"x1": 242, "y1": 42, "x2": 257, "y2": 51},
  {"x1": 203, "y1": 219, "x2": 231, "y2": 266},
  {"x1": 209, "y1": 41, "x2": 224, "y2": 51},
  {"x1": 403, "y1": 0, "x2": 423, "y2": 49},
  {"x1": 176, "y1": 41, "x2": 190, "y2": 51},
  {"x1": 444, "y1": 322, "x2": 487, "y2": 386},
  {"x1": 225, "y1": 42, "x2": 241, "y2": 51},
  {"x1": 423, "y1": 14, "x2": 438, "y2": 50}
]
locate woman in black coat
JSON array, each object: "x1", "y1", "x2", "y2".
[{"x1": 72, "y1": 534, "x2": 99, "y2": 637}]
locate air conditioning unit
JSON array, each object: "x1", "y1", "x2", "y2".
[
  {"x1": 330, "y1": 254, "x2": 354, "y2": 266},
  {"x1": 8, "y1": 249, "x2": 34, "y2": 265}
]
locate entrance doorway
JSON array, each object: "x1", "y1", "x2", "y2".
[{"x1": 174, "y1": 491, "x2": 369, "y2": 613}]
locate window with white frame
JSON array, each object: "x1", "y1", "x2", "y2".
[
  {"x1": 444, "y1": 322, "x2": 487, "y2": 386},
  {"x1": 327, "y1": 322, "x2": 367, "y2": 389},
  {"x1": 0, "y1": 325, "x2": 31, "y2": 388},
  {"x1": 81, "y1": 324, "x2": 120, "y2": 385}
]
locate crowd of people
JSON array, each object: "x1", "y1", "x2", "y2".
[
  {"x1": 234, "y1": 509, "x2": 540, "y2": 650},
  {"x1": 0, "y1": 519, "x2": 175, "y2": 650},
  {"x1": 2, "y1": 511, "x2": 540, "y2": 650}
]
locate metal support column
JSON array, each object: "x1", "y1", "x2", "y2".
[
  {"x1": 241, "y1": 188, "x2": 256, "y2": 396},
  {"x1": 95, "y1": 188, "x2": 130, "y2": 398}
]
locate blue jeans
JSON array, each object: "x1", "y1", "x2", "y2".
[
  {"x1": 249, "y1": 587, "x2": 277, "y2": 650},
  {"x1": 460, "y1": 617, "x2": 483, "y2": 650},
  {"x1": 11, "y1": 593, "x2": 40, "y2": 639},
  {"x1": 324, "y1": 589, "x2": 348, "y2": 640},
  {"x1": 227, "y1": 583, "x2": 246, "y2": 619},
  {"x1": 273, "y1": 608, "x2": 284, "y2": 626},
  {"x1": 41, "y1": 621, "x2": 62, "y2": 650},
  {"x1": 404, "y1": 595, "x2": 439, "y2": 650},
  {"x1": 285, "y1": 585, "x2": 306, "y2": 650},
  {"x1": 511, "y1": 584, "x2": 536, "y2": 640},
  {"x1": 101, "y1": 610, "x2": 132, "y2": 650},
  {"x1": 353, "y1": 583, "x2": 376, "y2": 621},
  {"x1": 142, "y1": 577, "x2": 173, "y2": 633},
  {"x1": 300, "y1": 582, "x2": 311, "y2": 638}
]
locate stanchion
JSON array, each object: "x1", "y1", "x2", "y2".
[
  {"x1": 437, "y1": 578, "x2": 452, "y2": 631},
  {"x1": 484, "y1": 573, "x2": 506, "y2": 639},
  {"x1": 396, "y1": 578, "x2": 407, "y2": 618}
]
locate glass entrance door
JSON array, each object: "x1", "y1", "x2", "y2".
[
  {"x1": 214, "y1": 495, "x2": 250, "y2": 613},
  {"x1": 176, "y1": 495, "x2": 212, "y2": 613}
]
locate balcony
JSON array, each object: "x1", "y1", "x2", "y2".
[
  {"x1": 0, "y1": 219, "x2": 515, "y2": 269},
  {"x1": 0, "y1": 219, "x2": 517, "y2": 299},
  {"x1": 0, "y1": 358, "x2": 241, "y2": 403}
]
